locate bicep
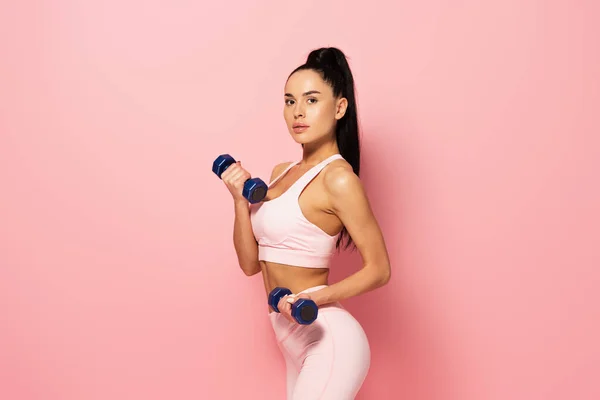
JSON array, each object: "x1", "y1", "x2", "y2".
[{"x1": 327, "y1": 170, "x2": 390, "y2": 268}]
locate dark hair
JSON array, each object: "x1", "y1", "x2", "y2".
[{"x1": 288, "y1": 47, "x2": 361, "y2": 251}]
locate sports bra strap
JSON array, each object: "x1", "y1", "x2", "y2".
[
  {"x1": 268, "y1": 161, "x2": 299, "y2": 188},
  {"x1": 288, "y1": 154, "x2": 344, "y2": 196}
]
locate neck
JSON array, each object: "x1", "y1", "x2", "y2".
[{"x1": 301, "y1": 136, "x2": 340, "y2": 166}]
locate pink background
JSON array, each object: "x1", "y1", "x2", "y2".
[{"x1": 1, "y1": 1, "x2": 599, "y2": 399}]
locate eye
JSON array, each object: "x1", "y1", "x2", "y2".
[
  {"x1": 285, "y1": 99, "x2": 295, "y2": 106},
  {"x1": 307, "y1": 98, "x2": 318, "y2": 104}
]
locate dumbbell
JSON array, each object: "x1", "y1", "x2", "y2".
[
  {"x1": 268, "y1": 287, "x2": 319, "y2": 325},
  {"x1": 212, "y1": 154, "x2": 268, "y2": 204}
]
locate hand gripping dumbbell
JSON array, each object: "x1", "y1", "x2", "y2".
[
  {"x1": 268, "y1": 287, "x2": 319, "y2": 325},
  {"x1": 212, "y1": 154, "x2": 268, "y2": 204}
]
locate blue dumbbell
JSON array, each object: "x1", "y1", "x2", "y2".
[
  {"x1": 268, "y1": 287, "x2": 319, "y2": 325},
  {"x1": 212, "y1": 154, "x2": 268, "y2": 204}
]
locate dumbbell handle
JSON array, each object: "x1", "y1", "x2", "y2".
[
  {"x1": 212, "y1": 154, "x2": 268, "y2": 203},
  {"x1": 219, "y1": 162, "x2": 256, "y2": 190},
  {"x1": 269, "y1": 287, "x2": 319, "y2": 325}
]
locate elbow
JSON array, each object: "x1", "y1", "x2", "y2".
[
  {"x1": 376, "y1": 264, "x2": 391, "y2": 287},
  {"x1": 241, "y1": 262, "x2": 261, "y2": 277},
  {"x1": 364, "y1": 262, "x2": 391, "y2": 287},
  {"x1": 378, "y1": 273, "x2": 391, "y2": 287},
  {"x1": 243, "y1": 269, "x2": 260, "y2": 277}
]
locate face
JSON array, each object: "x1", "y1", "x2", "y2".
[{"x1": 283, "y1": 69, "x2": 348, "y2": 146}]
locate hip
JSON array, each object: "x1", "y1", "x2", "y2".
[{"x1": 268, "y1": 285, "x2": 369, "y2": 348}]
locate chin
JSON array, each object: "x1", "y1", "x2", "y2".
[{"x1": 289, "y1": 131, "x2": 313, "y2": 144}]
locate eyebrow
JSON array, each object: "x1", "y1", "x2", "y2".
[{"x1": 284, "y1": 90, "x2": 321, "y2": 97}]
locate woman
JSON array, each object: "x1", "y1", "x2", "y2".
[{"x1": 219, "y1": 47, "x2": 391, "y2": 399}]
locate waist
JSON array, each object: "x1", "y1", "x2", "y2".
[{"x1": 261, "y1": 260, "x2": 328, "y2": 294}]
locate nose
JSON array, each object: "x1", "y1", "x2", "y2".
[{"x1": 293, "y1": 103, "x2": 305, "y2": 119}]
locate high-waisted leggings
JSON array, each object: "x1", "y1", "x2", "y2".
[{"x1": 268, "y1": 285, "x2": 371, "y2": 400}]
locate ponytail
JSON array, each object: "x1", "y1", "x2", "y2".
[{"x1": 289, "y1": 47, "x2": 361, "y2": 251}]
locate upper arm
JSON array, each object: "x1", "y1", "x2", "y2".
[{"x1": 324, "y1": 166, "x2": 391, "y2": 279}]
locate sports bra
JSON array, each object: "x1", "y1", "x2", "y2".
[{"x1": 250, "y1": 154, "x2": 344, "y2": 269}]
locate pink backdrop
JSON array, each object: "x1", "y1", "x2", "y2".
[{"x1": 1, "y1": 1, "x2": 599, "y2": 399}]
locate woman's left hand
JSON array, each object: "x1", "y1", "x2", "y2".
[{"x1": 277, "y1": 293, "x2": 313, "y2": 324}]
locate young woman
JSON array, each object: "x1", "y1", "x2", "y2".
[{"x1": 219, "y1": 47, "x2": 391, "y2": 399}]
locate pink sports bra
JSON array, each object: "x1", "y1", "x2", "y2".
[{"x1": 250, "y1": 154, "x2": 344, "y2": 269}]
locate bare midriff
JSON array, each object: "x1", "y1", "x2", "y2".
[{"x1": 260, "y1": 260, "x2": 329, "y2": 313}]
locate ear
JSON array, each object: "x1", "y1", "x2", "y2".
[{"x1": 335, "y1": 97, "x2": 348, "y2": 120}]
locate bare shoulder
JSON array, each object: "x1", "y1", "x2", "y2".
[
  {"x1": 269, "y1": 161, "x2": 294, "y2": 183},
  {"x1": 322, "y1": 159, "x2": 364, "y2": 198}
]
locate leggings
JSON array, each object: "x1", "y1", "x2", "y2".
[{"x1": 268, "y1": 285, "x2": 371, "y2": 400}]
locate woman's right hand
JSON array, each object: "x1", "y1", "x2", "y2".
[{"x1": 220, "y1": 161, "x2": 252, "y2": 203}]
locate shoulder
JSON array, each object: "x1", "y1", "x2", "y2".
[
  {"x1": 269, "y1": 161, "x2": 294, "y2": 183},
  {"x1": 322, "y1": 159, "x2": 363, "y2": 197}
]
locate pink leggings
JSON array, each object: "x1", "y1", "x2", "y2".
[{"x1": 268, "y1": 285, "x2": 371, "y2": 400}]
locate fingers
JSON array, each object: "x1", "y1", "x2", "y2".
[
  {"x1": 277, "y1": 295, "x2": 288, "y2": 313},
  {"x1": 277, "y1": 294, "x2": 297, "y2": 323},
  {"x1": 232, "y1": 167, "x2": 251, "y2": 184},
  {"x1": 221, "y1": 162, "x2": 251, "y2": 188},
  {"x1": 220, "y1": 162, "x2": 240, "y2": 180}
]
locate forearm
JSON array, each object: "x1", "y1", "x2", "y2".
[
  {"x1": 311, "y1": 264, "x2": 390, "y2": 306},
  {"x1": 232, "y1": 200, "x2": 260, "y2": 276}
]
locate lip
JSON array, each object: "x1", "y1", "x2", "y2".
[{"x1": 292, "y1": 123, "x2": 309, "y2": 133}]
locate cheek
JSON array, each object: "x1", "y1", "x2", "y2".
[
  {"x1": 283, "y1": 107, "x2": 293, "y2": 122},
  {"x1": 311, "y1": 104, "x2": 336, "y2": 127}
]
